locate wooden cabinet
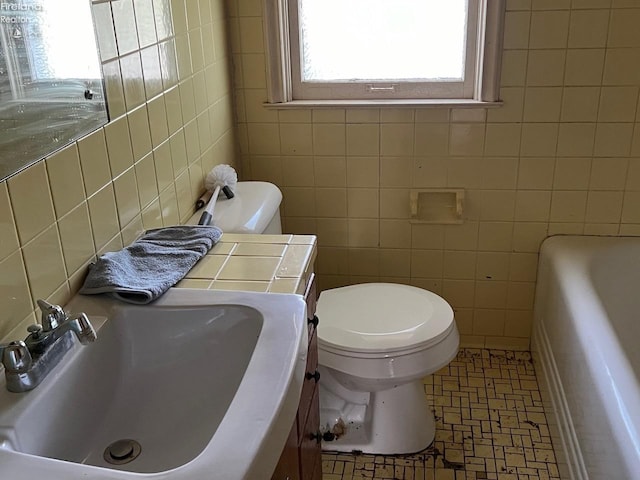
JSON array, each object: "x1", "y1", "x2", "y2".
[
  {"x1": 271, "y1": 422, "x2": 300, "y2": 480},
  {"x1": 272, "y1": 273, "x2": 322, "y2": 480},
  {"x1": 299, "y1": 386, "x2": 322, "y2": 480}
]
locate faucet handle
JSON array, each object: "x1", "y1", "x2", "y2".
[
  {"x1": 1, "y1": 341, "x2": 32, "y2": 374},
  {"x1": 27, "y1": 324, "x2": 43, "y2": 339},
  {"x1": 70, "y1": 313, "x2": 97, "y2": 344},
  {"x1": 36, "y1": 299, "x2": 66, "y2": 331}
]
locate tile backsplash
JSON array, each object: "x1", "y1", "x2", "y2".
[
  {"x1": 230, "y1": 0, "x2": 640, "y2": 349},
  {"x1": 0, "y1": 0, "x2": 237, "y2": 340}
]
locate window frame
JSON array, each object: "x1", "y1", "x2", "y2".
[{"x1": 263, "y1": 0, "x2": 505, "y2": 108}]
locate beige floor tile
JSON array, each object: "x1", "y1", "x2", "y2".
[{"x1": 321, "y1": 349, "x2": 560, "y2": 480}]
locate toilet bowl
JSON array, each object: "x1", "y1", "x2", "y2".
[{"x1": 316, "y1": 283, "x2": 459, "y2": 454}]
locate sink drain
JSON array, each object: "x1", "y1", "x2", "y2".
[{"x1": 103, "y1": 439, "x2": 141, "y2": 465}]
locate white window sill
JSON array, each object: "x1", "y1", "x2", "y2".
[{"x1": 262, "y1": 99, "x2": 503, "y2": 109}]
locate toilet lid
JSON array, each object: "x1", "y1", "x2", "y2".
[{"x1": 316, "y1": 283, "x2": 454, "y2": 354}]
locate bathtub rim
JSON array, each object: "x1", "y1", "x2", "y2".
[{"x1": 533, "y1": 234, "x2": 640, "y2": 480}]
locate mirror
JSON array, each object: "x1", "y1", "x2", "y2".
[{"x1": 0, "y1": 0, "x2": 109, "y2": 180}]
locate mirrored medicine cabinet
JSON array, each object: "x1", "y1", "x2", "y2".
[{"x1": 0, "y1": 0, "x2": 109, "y2": 180}]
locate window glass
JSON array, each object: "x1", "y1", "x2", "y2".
[
  {"x1": 298, "y1": 0, "x2": 468, "y2": 83},
  {"x1": 262, "y1": 0, "x2": 505, "y2": 104}
]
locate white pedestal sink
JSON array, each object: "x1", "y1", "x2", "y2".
[{"x1": 0, "y1": 289, "x2": 308, "y2": 480}]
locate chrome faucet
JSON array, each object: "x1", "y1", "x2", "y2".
[
  {"x1": 0, "y1": 341, "x2": 32, "y2": 374},
  {"x1": 26, "y1": 300, "x2": 97, "y2": 354},
  {"x1": 0, "y1": 300, "x2": 97, "y2": 392}
]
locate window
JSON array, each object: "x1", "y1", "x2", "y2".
[{"x1": 263, "y1": 0, "x2": 505, "y2": 106}]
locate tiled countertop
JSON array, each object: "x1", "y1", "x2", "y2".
[{"x1": 175, "y1": 233, "x2": 317, "y2": 295}]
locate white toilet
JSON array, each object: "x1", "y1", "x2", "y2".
[
  {"x1": 187, "y1": 181, "x2": 283, "y2": 233},
  {"x1": 190, "y1": 181, "x2": 459, "y2": 454},
  {"x1": 316, "y1": 283, "x2": 459, "y2": 454}
]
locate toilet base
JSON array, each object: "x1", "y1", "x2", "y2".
[{"x1": 319, "y1": 369, "x2": 435, "y2": 455}]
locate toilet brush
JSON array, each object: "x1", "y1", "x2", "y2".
[{"x1": 198, "y1": 164, "x2": 238, "y2": 226}]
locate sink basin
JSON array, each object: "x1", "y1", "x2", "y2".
[{"x1": 0, "y1": 288, "x2": 308, "y2": 479}]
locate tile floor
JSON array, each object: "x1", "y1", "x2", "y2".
[{"x1": 321, "y1": 349, "x2": 560, "y2": 480}]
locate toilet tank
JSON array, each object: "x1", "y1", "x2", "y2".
[{"x1": 187, "y1": 181, "x2": 283, "y2": 234}]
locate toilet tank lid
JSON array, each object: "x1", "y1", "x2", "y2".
[
  {"x1": 188, "y1": 181, "x2": 282, "y2": 234},
  {"x1": 316, "y1": 283, "x2": 455, "y2": 353}
]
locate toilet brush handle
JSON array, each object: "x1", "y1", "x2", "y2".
[{"x1": 198, "y1": 185, "x2": 221, "y2": 226}]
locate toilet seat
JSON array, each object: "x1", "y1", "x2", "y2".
[{"x1": 316, "y1": 283, "x2": 454, "y2": 356}]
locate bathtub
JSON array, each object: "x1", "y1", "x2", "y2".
[{"x1": 532, "y1": 236, "x2": 640, "y2": 480}]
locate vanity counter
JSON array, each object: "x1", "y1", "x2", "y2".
[{"x1": 175, "y1": 233, "x2": 317, "y2": 296}]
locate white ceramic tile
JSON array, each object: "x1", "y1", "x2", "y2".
[
  {"x1": 112, "y1": 0, "x2": 139, "y2": 55},
  {"x1": 141, "y1": 45, "x2": 164, "y2": 100},
  {"x1": 585, "y1": 191, "x2": 624, "y2": 223},
  {"x1": 87, "y1": 184, "x2": 121, "y2": 250},
  {"x1": 22, "y1": 225, "x2": 67, "y2": 304},
  {"x1": 477, "y1": 222, "x2": 514, "y2": 252},
  {"x1": 159, "y1": 39, "x2": 180, "y2": 90},
  {"x1": 186, "y1": 255, "x2": 228, "y2": 279},
  {"x1": 113, "y1": 168, "x2": 141, "y2": 227},
  {"x1": 102, "y1": 60, "x2": 127, "y2": 119},
  {"x1": 568, "y1": 9, "x2": 610, "y2": 48},
  {"x1": 503, "y1": 11, "x2": 531, "y2": 49},
  {"x1": 565, "y1": 49, "x2": 605, "y2": 86},
  {"x1": 277, "y1": 245, "x2": 313, "y2": 278},
  {"x1": 233, "y1": 243, "x2": 287, "y2": 257},
  {"x1": 134, "y1": 0, "x2": 158, "y2": 48},
  {"x1": 148, "y1": 95, "x2": 170, "y2": 148},
  {"x1": 313, "y1": 124, "x2": 347, "y2": 156},
  {"x1": 7, "y1": 161, "x2": 56, "y2": 244},
  {"x1": 92, "y1": 1, "x2": 118, "y2": 60},
  {"x1": 120, "y1": 52, "x2": 147, "y2": 110},
  {"x1": 550, "y1": 191, "x2": 588, "y2": 222},
  {"x1": 0, "y1": 251, "x2": 32, "y2": 338},
  {"x1": 561, "y1": 87, "x2": 600, "y2": 122},
  {"x1": 557, "y1": 123, "x2": 596, "y2": 157},
  {"x1": 449, "y1": 124, "x2": 486, "y2": 156},
  {"x1": 154, "y1": 0, "x2": 174, "y2": 40},
  {"x1": 603, "y1": 48, "x2": 640, "y2": 86},
  {"x1": 515, "y1": 190, "x2": 552, "y2": 221},
  {"x1": 608, "y1": 8, "x2": 640, "y2": 48},
  {"x1": 105, "y1": 115, "x2": 135, "y2": 177},
  {"x1": 526, "y1": 50, "x2": 566, "y2": 86},
  {"x1": 529, "y1": 11, "x2": 569, "y2": 49},
  {"x1": 211, "y1": 280, "x2": 270, "y2": 292},
  {"x1": 77, "y1": 128, "x2": 112, "y2": 196},
  {"x1": 217, "y1": 256, "x2": 281, "y2": 281},
  {"x1": 0, "y1": 182, "x2": 19, "y2": 261},
  {"x1": 58, "y1": 203, "x2": 95, "y2": 275}
]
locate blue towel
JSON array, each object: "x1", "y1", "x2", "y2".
[{"x1": 80, "y1": 225, "x2": 222, "y2": 304}]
